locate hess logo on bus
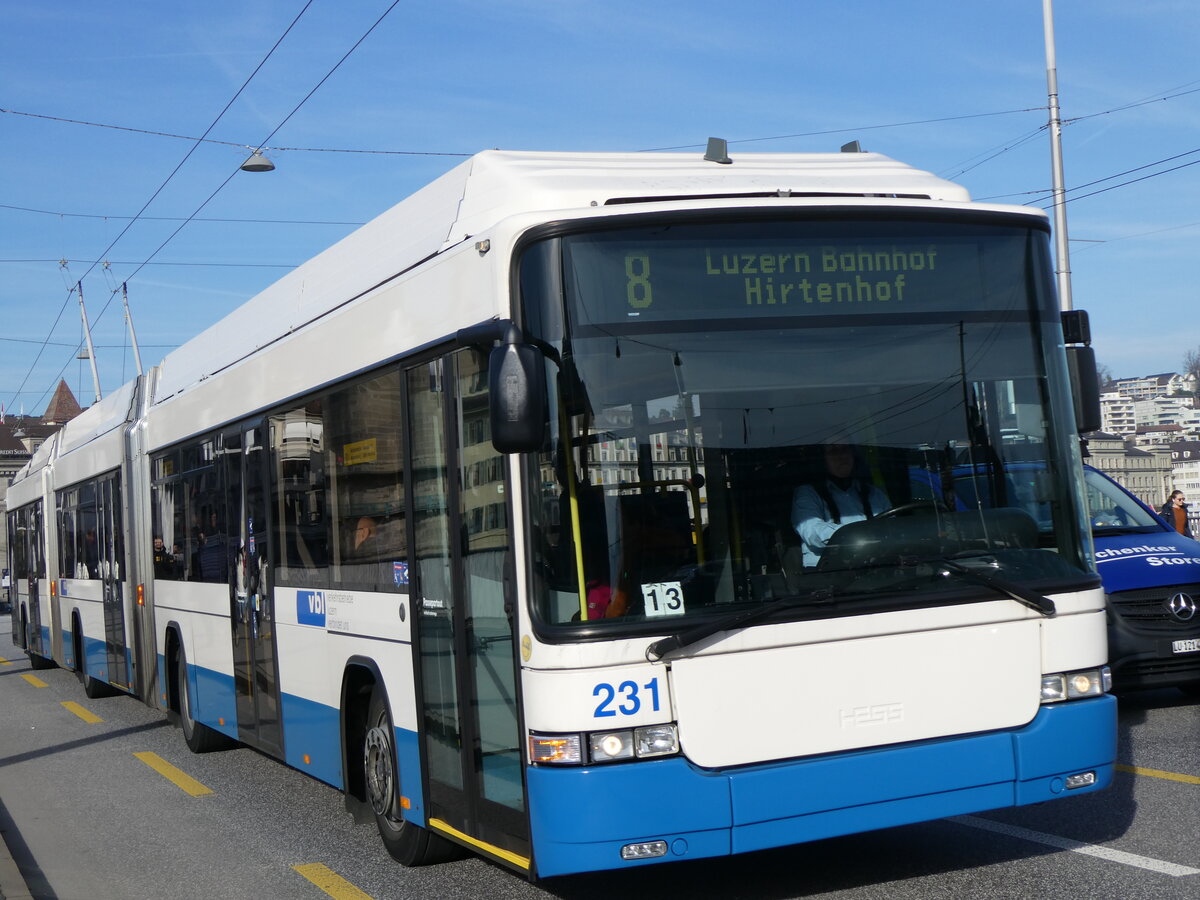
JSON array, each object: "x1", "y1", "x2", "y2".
[{"x1": 839, "y1": 702, "x2": 904, "y2": 728}]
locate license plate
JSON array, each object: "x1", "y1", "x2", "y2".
[{"x1": 1172, "y1": 639, "x2": 1200, "y2": 654}]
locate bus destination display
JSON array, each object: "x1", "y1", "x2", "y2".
[{"x1": 564, "y1": 231, "x2": 1027, "y2": 324}]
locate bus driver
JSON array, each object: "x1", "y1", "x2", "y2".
[{"x1": 791, "y1": 440, "x2": 890, "y2": 568}]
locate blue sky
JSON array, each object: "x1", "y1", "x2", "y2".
[{"x1": 3, "y1": 1, "x2": 1198, "y2": 415}]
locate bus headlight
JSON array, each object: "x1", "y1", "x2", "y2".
[
  {"x1": 1040, "y1": 666, "x2": 1111, "y2": 704},
  {"x1": 590, "y1": 730, "x2": 635, "y2": 763},
  {"x1": 635, "y1": 724, "x2": 679, "y2": 758},
  {"x1": 530, "y1": 724, "x2": 679, "y2": 765}
]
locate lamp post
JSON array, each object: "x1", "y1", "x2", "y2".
[{"x1": 1043, "y1": 0, "x2": 1073, "y2": 311}]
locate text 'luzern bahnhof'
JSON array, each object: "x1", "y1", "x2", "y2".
[{"x1": 703, "y1": 244, "x2": 939, "y2": 305}]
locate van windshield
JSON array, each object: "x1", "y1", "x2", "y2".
[{"x1": 1081, "y1": 468, "x2": 1163, "y2": 534}]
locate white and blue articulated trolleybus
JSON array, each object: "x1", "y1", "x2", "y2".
[{"x1": 6, "y1": 147, "x2": 1115, "y2": 879}]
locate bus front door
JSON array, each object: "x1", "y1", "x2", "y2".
[
  {"x1": 407, "y1": 351, "x2": 530, "y2": 869},
  {"x1": 225, "y1": 422, "x2": 284, "y2": 756}
]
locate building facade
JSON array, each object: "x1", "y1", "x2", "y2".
[
  {"x1": 1, "y1": 380, "x2": 83, "y2": 574},
  {"x1": 1084, "y1": 431, "x2": 1174, "y2": 510}
]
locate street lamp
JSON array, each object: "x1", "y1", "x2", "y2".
[{"x1": 240, "y1": 149, "x2": 275, "y2": 173}]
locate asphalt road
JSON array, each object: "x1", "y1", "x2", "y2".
[{"x1": 1, "y1": 624, "x2": 1198, "y2": 900}]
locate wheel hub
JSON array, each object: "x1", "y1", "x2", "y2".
[{"x1": 364, "y1": 726, "x2": 395, "y2": 817}]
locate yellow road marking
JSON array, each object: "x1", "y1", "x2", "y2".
[
  {"x1": 0, "y1": 656, "x2": 12, "y2": 665},
  {"x1": 1116, "y1": 763, "x2": 1200, "y2": 785},
  {"x1": 133, "y1": 751, "x2": 213, "y2": 796},
  {"x1": 292, "y1": 863, "x2": 375, "y2": 900},
  {"x1": 20, "y1": 673, "x2": 48, "y2": 688},
  {"x1": 62, "y1": 701, "x2": 103, "y2": 723}
]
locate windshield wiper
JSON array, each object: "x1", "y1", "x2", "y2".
[
  {"x1": 646, "y1": 588, "x2": 836, "y2": 661},
  {"x1": 936, "y1": 558, "x2": 1056, "y2": 617},
  {"x1": 646, "y1": 558, "x2": 1056, "y2": 662}
]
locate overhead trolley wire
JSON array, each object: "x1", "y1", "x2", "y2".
[
  {"x1": 638, "y1": 108, "x2": 1048, "y2": 152},
  {"x1": 0, "y1": 106, "x2": 471, "y2": 157},
  {"x1": 1034, "y1": 147, "x2": 1200, "y2": 210},
  {"x1": 1, "y1": 258, "x2": 298, "y2": 269},
  {"x1": 99, "y1": 0, "x2": 404, "y2": 303},
  {"x1": 28, "y1": 0, "x2": 406, "y2": 412},
  {"x1": 5, "y1": 1, "x2": 318, "y2": 412},
  {"x1": 0, "y1": 203, "x2": 365, "y2": 226}
]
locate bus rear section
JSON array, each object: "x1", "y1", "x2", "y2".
[{"x1": 510, "y1": 208, "x2": 1115, "y2": 876}]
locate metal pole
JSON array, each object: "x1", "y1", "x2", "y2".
[
  {"x1": 1043, "y1": 0, "x2": 1073, "y2": 311},
  {"x1": 77, "y1": 281, "x2": 103, "y2": 404},
  {"x1": 121, "y1": 282, "x2": 144, "y2": 376}
]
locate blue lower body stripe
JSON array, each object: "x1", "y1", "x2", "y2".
[
  {"x1": 527, "y1": 696, "x2": 1117, "y2": 877},
  {"x1": 155, "y1": 655, "x2": 427, "y2": 819}
]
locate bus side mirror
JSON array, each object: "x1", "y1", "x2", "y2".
[
  {"x1": 489, "y1": 342, "x2": 546, "y2": 453},
  {"x1": 1066, "y1": 345, "x2": 1101, "y2": 434}
]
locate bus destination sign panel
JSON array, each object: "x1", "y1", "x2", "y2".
[{"x1": 563, "y1": 228, "x2": 1032, "y2": 324}]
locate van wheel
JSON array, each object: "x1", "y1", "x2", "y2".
[
  {"x1": 364, "y1": 686, "x2": 462, "y2": 866},
  {"x1": 177, "y1": 647, "x2": 234, "y2": 753}
]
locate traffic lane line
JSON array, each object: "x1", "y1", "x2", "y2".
[
  {"x1": 0, "y1": 656, "x2": 12, "y2": 665},
  {"x1": 1116, "y1": 762, "x2": 1200, "y2": 786},
  {"x1": 951, "y1": 815, "x2": 1200, "y2": 877},
  {"x1": 133, "y1": 751, "x2": 213, "y2": 797},
  {"x1": 19, "y1": 674, "x2": 47, "y2": 688},
  {"x1": 292, "y1": 863, "x2": 375, "y2": 900},
  {"x1": 61, "y1": 700, "x2": 103, "y2": 723}
]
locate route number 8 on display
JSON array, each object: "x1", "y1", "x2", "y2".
[{"x1": 625, "y1": 254, "x2": 653, "y2": 309}]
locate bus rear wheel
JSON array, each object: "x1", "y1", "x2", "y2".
[
  {"x1": 23, "y1": 609, "x2": 54, "y2": 670},
  {"x1": 177, "y1": 646, "x2": 234, "y2": 753},
  {"x1": 364, "y1": 686, "x2": 461, "y2": 866},
  {"x1": 74, "y1": 621, "x2": 114, "y2": 698}
]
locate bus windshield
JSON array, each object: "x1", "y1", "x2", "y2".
[{"x1": 519, "y1": 214, "x2": 1093, "y2": 631}]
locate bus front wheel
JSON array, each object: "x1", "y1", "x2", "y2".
[{"x1": 364, "y1": 686, "x2": 461, "y2": 866}]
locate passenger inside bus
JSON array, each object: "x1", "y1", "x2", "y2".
[{"x1": 197, "y1": 513, "x2": 229, "y2": 583}]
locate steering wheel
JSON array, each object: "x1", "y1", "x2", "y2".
[{"x1": 874, "y1": 498, "x2": 951, "y2": 519}]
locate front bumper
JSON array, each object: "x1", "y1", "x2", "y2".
[{"x1": 527, "y1": 695, "x2": 1116, "y2": 877}]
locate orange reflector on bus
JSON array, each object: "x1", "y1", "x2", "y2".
[{"x1": 137, "y1": 584, "x2": 145, "y2": 606}]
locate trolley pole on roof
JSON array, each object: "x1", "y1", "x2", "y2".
[
  {"x1": 121, "y1": 282, "x2": 144, "y2": 376},
  {"x1": 1043, "y1": 0, "x2": 1073, "y2": 311},
  {"x1": 77, "y1": 281, "x2": 103, "y2": 404}
]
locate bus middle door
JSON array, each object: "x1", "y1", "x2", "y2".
[
  {"x1": 99, "y1": 473, "x2": 132, "y2": 690},
  {"x1": 225, "y1": 422, "x2": 284, "y2": 756}
]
